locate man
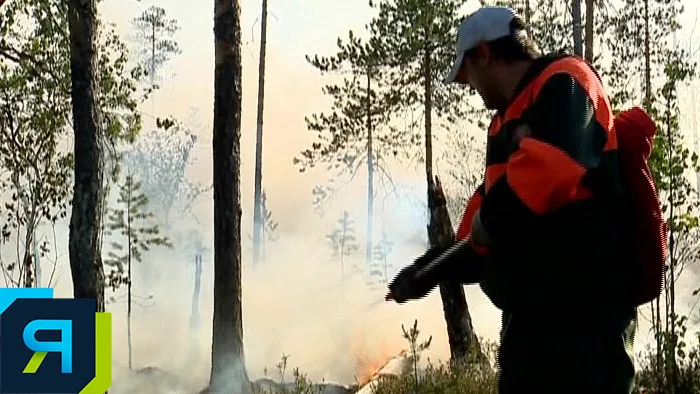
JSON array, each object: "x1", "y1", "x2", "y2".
[{"x1": 387, "y1": 6, "x2": 637, "y2": 393}]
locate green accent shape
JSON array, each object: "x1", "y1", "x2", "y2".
[
  {"x1": 79, "y1": 312, "x2": 112, "y2": 394},
  {"x1": 22, "y1": 351, "x2": 47, "y2": 374}
]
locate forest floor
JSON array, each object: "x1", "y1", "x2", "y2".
[
  {"x1": 108, "y1": 350, "x2": 499, "y2": 394},
  {"x1": 109, "y1": 341, "x2": 700, "y2": 394}
]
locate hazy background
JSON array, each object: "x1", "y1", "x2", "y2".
[{"x1": 19, "y1": 0, "x2": 700, "y2": 391}]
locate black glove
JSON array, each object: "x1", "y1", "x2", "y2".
[{"x1": 386, "y1": 246, "x2": 446, "y2": 304}]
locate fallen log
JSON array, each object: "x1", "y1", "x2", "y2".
[{"x1": 355, "y1": 350, "x2": 410, "y2": 394}]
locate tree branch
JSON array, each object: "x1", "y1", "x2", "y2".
[{"x1": 0, "y1": 44, "x2": 64, "y2": 87}]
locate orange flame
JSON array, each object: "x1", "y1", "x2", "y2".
[
  {"x1": 350, "y1": 333, "x2": 398, "y2": 386},
  {"x1": 355, "y1": 354, "x2": 393, "y2": 385}
]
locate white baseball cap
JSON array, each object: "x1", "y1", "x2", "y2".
[{"x1": 444, "y1": 6, "x2": 518, "y2": 84}]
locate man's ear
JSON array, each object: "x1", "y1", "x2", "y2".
[{"x1": 474, "y1": 42, "x2": 491, "y2": 66}]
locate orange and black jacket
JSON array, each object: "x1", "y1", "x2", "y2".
[{"x1": 445, "y1": 54, "x2": 628, "y2": 313}]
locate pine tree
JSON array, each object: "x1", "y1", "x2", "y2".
[
  {"x1": 131, "y1": 5, "x2": 181, "y2": 89},
  {"x1": 67, "y1": 0, "x2": 103, "y2": 312},
  {"x1": 571, "y1": 0, "x2": 583, "y2": 56},
  {"x1": 483, "y1": 0, "x2": 572, "y2": 55},
  {"x1": 252, "y1": 0, "x2": 269, "y2": 270},
  {"x1": 297, "y1": 30, "x2": 403, "y2": 275},
  {"x1": 260, "y1": 190, "x2": 279, "y2": 262},
  {"x1": 1, "y1": 0, "x2": 147, "y2": 305},
  {"x1": 209, "y1": 0, "x2": 250, "y2": 389},
  {"x1": 584, "y1": 0, "x2": 594, "y2": 62},
  {"x1": 327, "y1": 210, "x2": 360, "y2": 302},
  {"x1": 372, "y1": 230, "x2": 394, "y2": 286},
  {"x1": 370, "y1": 0, "x2": 482, "y2": 362},
  {"x1": 104, "y1": 173, "x2": 171, "y2": 370}
]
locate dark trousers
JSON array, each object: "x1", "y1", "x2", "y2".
[{"x1": 496, "y1": 308, "x2": 637, "y2": 394}]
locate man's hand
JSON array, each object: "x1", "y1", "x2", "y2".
[
  {"x1": 386, "y1": 264, "x2": 437, "y2": 303},
  {"x1": 386, "y1": 247, "x2": 445, "y2": 303}
]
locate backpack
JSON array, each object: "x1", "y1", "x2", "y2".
[{"x1": 614, "y1": 107, "x2": 667, "y2": 306}]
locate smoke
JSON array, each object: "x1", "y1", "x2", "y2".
[
  {"x1": 67, "y1": 176, "x2": 500, "y2": 393},
  {"x1": 25, "y1": 172, "x2": 700, "y2": 393},
  {"x1": 19, "y1": 169, "x2": 700, "y2": 394},
  {"x1": 102, "y1": 188, "x2": 700, "y2": 393}
]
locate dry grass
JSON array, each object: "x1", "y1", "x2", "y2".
[
  {"x1": 368, "y1": 359, "x2": 498, "y2": 394},
  {"x1": 633, "y1": 333, "x2": 700, "y2": 393},
  {"x1": 254, "y1": 326, "x2": 700, "y2": 394}
]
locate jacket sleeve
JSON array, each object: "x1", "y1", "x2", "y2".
[
  {"x1": 478, "y1": 71, "x2": 613, "y2": 245},
  {"x1": 456, "y1": 183, "x2": 485, "y2": 241},
  {"x1": 422, "y1": 183, "x2": 488, "y2": 285}
]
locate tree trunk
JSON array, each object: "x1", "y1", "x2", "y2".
[
  {"x1": 572, "y1": 0, "x2": 583, "y2": 56},
  {"x1": 365, "y1": 69, "x2": 374, "y2": 277},
  {"x1": 584, "y1": 0, "x2": 594, "y2": 62},
  {"x1": 16, "y1": 183, "x2": 37, "y2": 288},
  {"x1": 383, "y1": 253, "x2": 388, "y2": 284},
  {"x1": 33, "y1": 234, "x2": 41, "y2": 286},
  {"x1": 252, "y1": 0, "x2": 268, "y2": 269},
  {"x1": 191, "y1": 251, "x2": 203, "y2": 330},
  {"x1": 189, "y1": 250, "x2": 203, "y2": 364},
  {"x1": 664, "y1": 81, "x2": 679, "y2": 389},
  {"x1": 524, "y1": 0, "x2": 531, "y2": 36},
  {"x1": 150, "y1": 22, "x2": 156, "y2": 115},
  {"x1": 127, "y1": 200, "x2": 133, "y2": 371},
  {"x1": 340, "y1": 234, "x2": 346, "y2": 306},
  {"x1": 67, "y1": 0, "x2": 106, "y2": 313},
  {"x1": 640, "y1": 0, "x2": 662, "y2": 383},
  {"x1": 692, "y1": 88, "x2": 700, "y2": 192},
  {"x1": 423, "y1": 49, "x2": 433, "y2": 187},
  {"x1": 643, "y1": 0, "x2": 652, "y2": 111},
  {"x1": 209, "y1": 0, "x2": 249, "y2": 391},
  {"x1": 429, "y1": 178, "x2": 484, "y2": 363},
  {"x1": 423, "y1": 42, "x2": 480, "y2": 362},
  {"x1": 23, "y1": 251, "x2": 33, "y2": 288},
  {"x1": 151, "y1": 23, "x2": 156, "y2": 87}
]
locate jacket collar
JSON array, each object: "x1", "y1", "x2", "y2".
[{"x1": 497, "y1": 53, "x2": 569, "y2": 115}]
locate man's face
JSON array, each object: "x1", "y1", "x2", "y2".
[{"x1": 455, "y1": 48, "x2": 501, "y2": 110}]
